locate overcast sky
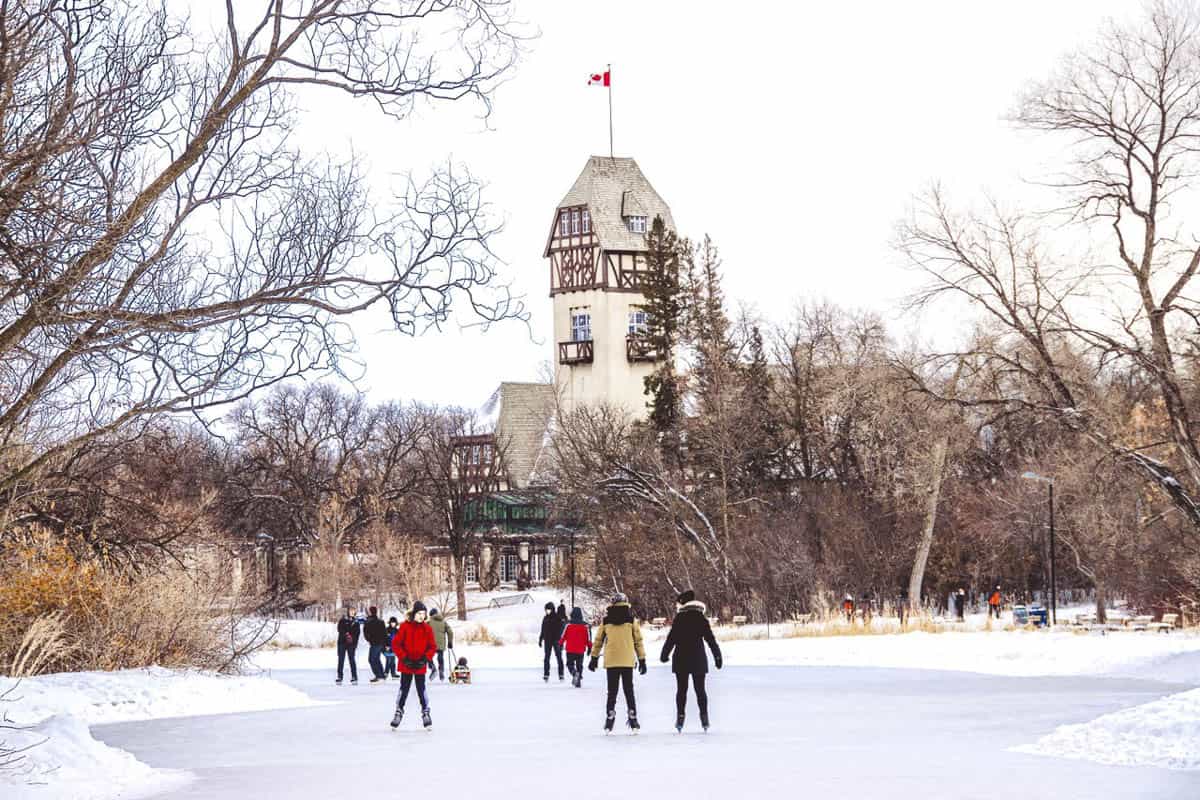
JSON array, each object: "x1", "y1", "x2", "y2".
[{"x1": 279, "y1": 0, "x2": 1140, "y2": 408}]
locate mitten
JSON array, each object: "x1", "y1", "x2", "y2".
[
  {"x1": 587, "y1": 657, "x2": 598, "y2": 672},
  {"x1": 714, "y1": 654, "x2": 723, "y2": 670},
  {"x1": 660, "y1": 653, "x2": 669, "y2": 663},
  {"x1": 637, "y1": 659, "x2": 647, "y2": 675}
]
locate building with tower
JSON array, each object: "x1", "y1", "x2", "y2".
[{"x1": 544, "y1": 156, "x2": 673, "y2": 417}]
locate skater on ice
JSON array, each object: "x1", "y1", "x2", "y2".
[
  {"x1": 427, "y1": 608, "x2": 453, "y2": 680},
  {"x1": 559, "y1": 606, "x2": 592, "y2": 687},
  {"x1": 335, "y1": 605, "x2": 361, "y2": 685},
  {"x1": 363, "y1": 606, "x2": 388, "y2": 682},
  {"x1": 539, "y1": 600, "x2": 566, "y2": 681},
  {"x1": 988, "y1": 586, "x2": 1002, "y2": 620},
  {"x1": 660, "y1": 590, "x2": 722, "y2": 732},
  {"x1": 389, "y1": 600, "x2": 436, "y2": 730},
  {"x1": 384, "y1": 616, "x2": 400, "y2": 678},
  {"x1": 588, "y1": 592, "x2": 646, "y2": 733}
]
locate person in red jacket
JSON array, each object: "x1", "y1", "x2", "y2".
[
  {"x1": 558, "y1": 606, "x2": 592, "y2": 688},
  {"x1": 390, "y1": 601, "x2": 437, "y2": 730}
]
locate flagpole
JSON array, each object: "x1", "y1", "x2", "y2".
[{"x1": 607, "y1": 63, "x2": 613, "y2": 159}]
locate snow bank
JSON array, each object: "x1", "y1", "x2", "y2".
[
  {"x1": 1, "y1": 668, "x2": 319, "y2": 799},
  {"x1": 1013, "y1": 687, "x2": 1200, "y2": 770}
]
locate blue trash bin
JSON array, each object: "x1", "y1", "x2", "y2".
[
  {"x1": 1029, "y1": 604, "x2": 1048, "y2": 627},
  {"x1": 1013, "y1": 604, "x2": 1029, "y2": 625}
]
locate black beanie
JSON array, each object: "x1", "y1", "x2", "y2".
[
  {"x1": 677, "y1": 590, "x2": 696, "y2": 605},
  {"x1": 545, "y1": 601, "x2": 555, "y2": 612},
  {"x1": 412, "y1": 601, "x2": 427, "y2": 615}
]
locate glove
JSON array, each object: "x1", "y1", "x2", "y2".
[
  {"x1": 638, "y1": 659, "x2": 647, "y2": 675},
  {"x1": 660, "y1": 653, "x2": 669, "y2": 663},
  {"x1": 403, "y1": 658, "x2": 423, "y2": 671},
  {"x1": 587, "y1": 657, "x2": 598, "y2": 672},
  {"x1": 714, "y1": 654, "x2": 723, "y2": 670}
]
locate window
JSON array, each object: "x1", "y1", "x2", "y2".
[
  {"x1": 463, "y1": 555, "x2": 478, "y2": 583},
  {"x1": 570, "y1": 307, "x2": 591, "y2": 341},
  {"x1": 581, "y1": 209, "x2": 590, "y2": 234},
  {"x1": 626, "y1": 215, "x2": 647, "y2": 234},
  {"x1": 500, "y1": 553, "x2": 519, "y2": 583},
  {"x1": 559, "y1": 210, "x2": 570, "y2": 236},
  {"x1": 530, "y1": 552, "x2": 549, "y2": 583},
  {"x1": 628, "y1": 307, "x2": 649, "y2": 336},
  {"x1": 571, "y1": 209, "x2": 581, "y2": 235}
]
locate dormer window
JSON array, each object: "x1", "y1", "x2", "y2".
[
  {"x1": 571, "y1": 209, "x2": 581, "y2": 235},
  {"x1": 581, "y1": 209, "x2": 590, "y2": 234},
  {"x1": 559, "y1": 210, "x2": 570, "y2": 236},
  {"x1": 626, "y1": 215, "x2": 647, "y2": 234}
]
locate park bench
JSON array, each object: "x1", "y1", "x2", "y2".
[
  {"x1": 790, "y1": 612, "x2": 816, "y2": 625},
  {"x1": 649, "y1": 617, "x2": 668, "y2": 628},
  {"x1": 1148, "y1": 613, "x2": 1179, "y2": 633},
  {"x1": 1130, "y1": 615, "x2": 1155, "y2": 631},
  {"x1": 488, "y1": 593, "x2": 532, "y2": 609},
  {"x1": 731, "y1": 615, "x2": 748, "y2": 626}
]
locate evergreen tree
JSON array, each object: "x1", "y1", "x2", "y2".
[
  {"x1": 740, "y1": 324, "x2": 781, "y2": 489},
  {"x1": 640, "y1": 215, "x2": 685, "y2": 460}
]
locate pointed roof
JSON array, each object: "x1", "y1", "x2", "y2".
[
  {"x1": 550, "y1": 156, "x2": 674, "y2": 253},
  {"x1": 482, "y1": 382, "x2": 555, "y2": 489}
]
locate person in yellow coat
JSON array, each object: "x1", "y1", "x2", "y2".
[{"x1": 588, "y1": 593, "x2": 646, "y2": 733}]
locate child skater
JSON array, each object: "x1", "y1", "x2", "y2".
[
  {"x1": 559, "y1": 606, "x2": 592, "y2": 688},
  {"x1": 389, "y1": 601, "x2": 437, "y2": 730},
  {"x1": 588, "y1": 592, "x2": 646, "y2": 733}
]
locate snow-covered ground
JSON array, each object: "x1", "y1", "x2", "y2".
[
  {"x1": 1015, "y1": 687, "x2": 1200, "y2": 771},
  {"x1": 0, "y1": 668, "x2": 320, "y2": 799}
]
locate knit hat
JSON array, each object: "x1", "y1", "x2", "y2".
[
  {"x1": 545, "y1": 601, "x2": 556, "y2": 612},
  {"x1": 411, "y1": 601, "x2": 427, "y2": 616},
  {"x1": 611, "y1": 592, "x2": 628, "y2": 604},
  {"x1": 676, "y1": 590, "x2": 696, "y2": 605},
  {"x1": 430, "y1": 608, "x2": 439, "y2": 617}
]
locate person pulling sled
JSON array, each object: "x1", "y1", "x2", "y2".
[
  {"x1": 389, "y1": 601, "x2": 436, "y2": 731},
  {"x1": 660, "y1": 590, "x2": 722, "y2": 732},
  {"x1": 589, "y1": 593, "x2": 646, "y2": 734},
  {"x1": 559, "y1": 606, "x2": 592, "y2": 687}
]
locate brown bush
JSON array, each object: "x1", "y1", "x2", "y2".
[{"x1": 0, "y1": 535, "x2": 271, "y2": 676}]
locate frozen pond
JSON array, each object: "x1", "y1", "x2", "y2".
[{"x1": 95, "y1": 665, "x2": 1199, "y2": 798}]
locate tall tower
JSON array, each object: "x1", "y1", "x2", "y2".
[{"x1": 543, "y1": 156, "x2": 674, "y2": 418}]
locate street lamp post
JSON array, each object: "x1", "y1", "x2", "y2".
[
  {"x1": 555, "y1": 524, "x2": 577, "y2": 609},
  {"x1": 1021, "y1": 471, "x2": 1057, "y2": 626}
]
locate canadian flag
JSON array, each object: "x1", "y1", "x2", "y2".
[{"x1": 588, "y1": 70, "x2": 610, "y2": 87}]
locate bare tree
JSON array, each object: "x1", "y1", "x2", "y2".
[{"x1": 0, "y1": 1, "x2": 525, "y2": 509}]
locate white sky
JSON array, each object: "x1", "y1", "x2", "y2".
[{"x1": 278, "y1": 0, "x2": 1141, "y2": 407}]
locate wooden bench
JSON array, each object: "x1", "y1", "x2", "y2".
[
  {"x1": 1148, "y1": 613, "x2": 1179, "y2": 633},
  {"x1": 731, "y1": 615, "x2": 748, "y2": 626},
  {"x1": 1130, "y1": 615, "x2": 1155, "y2": 631}
]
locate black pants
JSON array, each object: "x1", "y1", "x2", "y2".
[
  {"x1": 989, "y1": 604, "x2": 1001, "y2": 619},
  {"x1": 566, "y1": 652, "x2": 584, "y2": 677},
  {"x1": 675, "y1": 672, "x2": 708, "y2": 717},
  {"x1": 427, "y1": 650, "x2": 445, "y2": 677},
  {"x1": 337, "y1": 642, "x2": 358, "y2": 681},
  {"x1": 395, "y1": 672, "x2": 429, "y2": 712},
  {"x1": 543, "y1": 641, "x2": 564, "y2": 677},
  {"x1": 605, "y1": 667, "x2": 636, "y2": 713}
]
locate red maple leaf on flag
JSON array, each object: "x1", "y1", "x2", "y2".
[{"x1": 588, "y1": 70, "x2": 610, "y2": 87}]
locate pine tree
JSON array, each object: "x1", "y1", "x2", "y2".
[
  {"x1": 740, "y1": 324, "x2": 780, "y2": 489},
  {"x1": 640, "y1": 215, "x2": 685, "y2": 460}
]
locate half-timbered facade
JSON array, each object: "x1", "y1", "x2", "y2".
[{"x1": 544, "y1": 156, "x2": 674, "y2": 417}]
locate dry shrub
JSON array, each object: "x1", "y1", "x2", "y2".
[
  {"x1": 0, "y1": 535, "x2": 272, "y2": 675},
  {"x1": 462, "y1": 624, "x2": 503, "y2": 646}
]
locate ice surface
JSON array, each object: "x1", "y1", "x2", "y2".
[{"x1": 94, "y1": 665, "x2": 1200, "y2": 799}]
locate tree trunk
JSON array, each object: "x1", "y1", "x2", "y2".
[
  {"x1": 1094, "y1": 581, "x2": 1107, "y2": 624},
  {"x1": 909, "y1": 435, "x2": 949, "y2": 613},
  {"x1": 455, "y1": 554, "x2": 468, "y2": 621}
]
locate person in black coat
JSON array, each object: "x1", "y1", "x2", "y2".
[
  {"x1": 659, "y1": 590, "x2": 722, "y2": 731},
  {"x1": 335, "y1": 606, "x2": 361, "y2": 685},
  {"x1": 538, "y1": 601, "x2": 566, "y2": 681},
  {"x1": 363, "y1": 606, "x2": 388, "y2": 682}
]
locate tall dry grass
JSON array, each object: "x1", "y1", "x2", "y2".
[{"x1": 0, "y1": 536, "x2": 272, "y2": 676}]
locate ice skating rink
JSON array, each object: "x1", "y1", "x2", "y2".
[{"x1": 94, "y1": 665, "x2": 1199, "y2": 799}]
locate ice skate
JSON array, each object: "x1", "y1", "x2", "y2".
[
  {"x1": 421, "y1": 709, "x2": 432, "y2": 730},
  {"x1": 335, "y1": 678, "x2": 342, "y2": 685},
  {"x1": 389, "y1": 708, "x2": 403, "y2": 729},
  {"x1": 700, "y1": 710, "x2": 710, "y2": 732},
  {"x1": 675, "y1": 712, "x2": 685, "y2": 733},
  {"x1": 604, "y1": 710, "x2": 615, "y2": 734},
  {"x1": 627, "y1": 709, "x2": 640, "y2": 734},
  {"x1": 573, "y1": 673, "x2": 581, "y2": 688}
]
